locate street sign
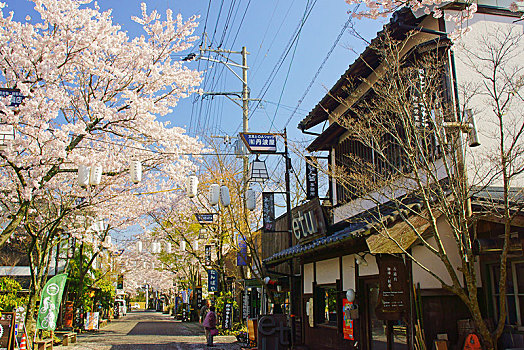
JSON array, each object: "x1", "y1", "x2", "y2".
[
  {"x1": 195, "y1": 213, "x2": 215, "y2": 224},
  {"x1": 0, "y1": 88, "x2": 25, "y2": 107},
  {"x1": 306, "y1": 156, "x2": 318, "y2": 200},
  {"x1": 239, "y1": 132, "x2": 277, "y2": 153},
  {"x1": 208, "y1": 269, "x2": 218, "y2": 292}
]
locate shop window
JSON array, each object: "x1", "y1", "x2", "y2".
[
  {"x1": 314, "y1": 285, "x2": 338, "y2": 326},
  {"x1": 489, "y1": 261, "x2": 524, "y2": 326}
]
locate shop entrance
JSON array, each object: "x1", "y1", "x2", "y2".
[{"x1": 362, "y1": 278, "x2": 409, "y2": 350}]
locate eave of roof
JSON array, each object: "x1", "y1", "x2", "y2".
[
  {"x1": 298, "y1": 7, "x2": 421, "y2": 132},
  {"x1": 306, "y1": 122, "x2": 347, "y2": 152},
  {"x1": 263, "y1": 198, "x2": 425, "y2": 266}
]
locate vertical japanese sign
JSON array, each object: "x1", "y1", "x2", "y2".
[
  {"x1": 306, "y1": 156, "x2": 318, "y2": 200},
  {"x1": 262, "y1": 192, "x2": 275, "y2": 232},
  {"x1": 205, "y1": 245, "x2": 212, "y2": 266},
  {"x1": 36, "y1": 273, "x2": 68, "y2": 330},
  {"x1": 236, "y1": 235, "x2": 249, "y2": 266},
  {"x1": 195, "y1": 287, "x2": 203, "y2": 309},
  {"x1": 377, "y1": 255, "x2": 408, "y2": 318},
  {"x1": 342, "y1": 299, "x2": 354, "y2": 340},
  {"x1": 0, "y1": 312, "x2": 15, "y2": 350},
  {"x1": 208, "y1": 269, "x2": 218, "y2": 292},
  {"x1": 243, "y1": 290, "x2": 250, "y2": 319},
  {"x1": 223, "y1": 303, "x2": 233, "y2": 329}
]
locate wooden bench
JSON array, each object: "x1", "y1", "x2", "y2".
[
  {"x1": 55, "y1": 331, "x2": 77, "y2": 346},
  {"x1": 35, "y1": 339, "x2": 53, "y2": 350}
]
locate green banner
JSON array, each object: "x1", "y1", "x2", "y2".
[{"x1": 36, "y1": 273, "x2": 68, "y2": 330}]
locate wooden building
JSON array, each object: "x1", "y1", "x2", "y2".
[{"x1": 264, "y1": 2, "x2": 524, "y2": 349}]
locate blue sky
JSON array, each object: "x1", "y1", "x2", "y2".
[
  {"x1": 6, "y1": 0, "x2": 388, "y2": 241},
  {"x1": 6, "y1": 0, "x2": 386, "y2": 142}
]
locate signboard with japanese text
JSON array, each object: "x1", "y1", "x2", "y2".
[
  {"x1": 207, "y1": 269, "x2": 218, "y2": 292},
  {"x1": 195, "y1": 213, "x2": 215, "y2": 224},
  {"x1": 0, "y1": 312, "x2": 15, "y2": 350},
  {"x1": 377, "y1": 255, "x2": 408, "y2": 319},
  {"x1": 290, "y1": 198, "x2": 327, "y2": 243},
  {"x1": 239, "y1": 132, "x2": 277, "y2": 153},
  {"x1": 195, "y1": 287, "x2": 203, "y2": 309},
  {"x1": 342, "y1": 299, "x2": 354, "y2": 340},
  {"x1": 262, "y1": 192, "x2": 275, "y2": 232},
  {"x1": 305, "y1": 156, "x2": 318, "y2": 200},
  {"x1": 222, "y1": 303, "x2": 233, "y2": 329},
  {"x1": 205, "y1": 245, "x2": 212, "y2": 266},
  {"x1": 0, "y1": 88, "x2": 25, "y2": 107}
]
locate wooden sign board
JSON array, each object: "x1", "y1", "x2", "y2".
[{"x1": 0, "y1": 312, "x2": 15, "y2": 350}]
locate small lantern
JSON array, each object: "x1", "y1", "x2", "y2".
[
  {"x1": 104, "y1": 236, "x2": 111, "y2": 246},
  {"x1": 143, "y1": 262, "x2": 147, "y2": 269},
  {"x1": 78, "y1": 165, "x2": 90, "y2": 187},
  {"x1": 166, "y1": 242, "x2": 172, "y2": 253},
  {"x1": 130, "y1": 160, "x2": 142, "y2": 184},
  {"x1": 465, "y1": 109, "x2": 480, "y2": 147},
  {"x1": 198, "y1": 228, "x2": 207, "y2": 239},
  {"x1": 180, "y1": 241, "x2": 186, "y2": 252},
  {"x1": 136, "y1": 240, "x2": 143, "y2": 253},
  {"x1": 220, "y1": 185, "x2": 230, "y2": 207},
  {"x1": 89, "y1": 164, "x2": 103, "y2": 186},
  {"x1": 209, "y1": 184, "x2": 220, "y2": 205},
  {"x1": 187, "y1": 175, "x2": 198, "y2": 198},
  {"x1": 246, "y1": 188, "x2": 256, "y2": 211},
  {"x1": 248, "y1": 156, "x2": 269, "y2": 182}
]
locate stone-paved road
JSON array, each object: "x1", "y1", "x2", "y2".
[{"x1": 56, "y1": 311, "x2": 242, "y2": 350}]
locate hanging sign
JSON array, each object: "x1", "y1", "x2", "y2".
[
  {"x1": 208, "y1": 269, "x2": 219, "y2": 292},
  {"x1": 205, "y1": 245, "x2": 212, "y2": 266},
  {"x1": 236, "y1": 236, "x2": 249, "y2": 266},
  {"x1": 195, "y1": 213, "x2": 215, "y2": 224},
  {"x1": 0, "y1": 88, "x2": 25, "y2": 107},
  {"x1": 342, "y1": 299, "x2": 355, "y2": 340},
  {"x1": 222, "y1": 302, "x2": 233, "y2": 329},
  {"x1": 305, "y1": 156, "x2": 318, "y2": 200},
  {"x1": 262, "y1": 192, "x2": 275, "y2": 232},
  {"x1": 243, "y1": 291, "x2": 250, "y2": 319},
  {"x1": 36, "y1": 273, "x2": 68, "y2": 330},
  {"x1": 0, "y1": 312, "x2": 15, "y2": 350},
  {"x1": 239, "y1": 132, "x2": 277, "y2": 153},
  {"x1": 195, "y1": 287, "x2": 203, "y2": 309}
]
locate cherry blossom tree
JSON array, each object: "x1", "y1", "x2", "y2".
[{"x1": 0, "y1": 0, "x2": 205, "y2": 334}]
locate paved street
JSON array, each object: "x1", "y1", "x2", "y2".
[{"x1": 57, "y1": 311, "x2": 242, "y2": 350}]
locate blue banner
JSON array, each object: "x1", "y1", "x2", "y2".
[
  {"x1": 208, "y1": 269, "x2": 218, "y2": 292},
  {"x1": 236, "y1": 236, "x2": 249, "y2": 266}
]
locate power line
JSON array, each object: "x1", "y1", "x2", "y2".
[{"x1": 283, "y1": 13, "x2": 354, "y2": 129}]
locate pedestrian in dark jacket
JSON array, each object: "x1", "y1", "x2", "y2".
[{"x1": 202, "y1": 305, "x2": 217, "y2": 347}]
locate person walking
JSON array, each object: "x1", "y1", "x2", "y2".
[
  {"x1": 202, "y1": 305, "x2": 217, "y2": 347},
  {"x1": 199, "y1": 299, "x2": 211, "y2": 323}
]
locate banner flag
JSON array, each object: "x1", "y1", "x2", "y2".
[{"x1": 36, "y1": 273, "x2": 68, "y2": 330}]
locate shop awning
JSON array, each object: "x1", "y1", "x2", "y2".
[{"x1": 366, "y1": 209, "x2": 432, "y2": 254}]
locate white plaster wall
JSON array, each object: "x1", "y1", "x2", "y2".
[
  {"x1": 316, "y1": 258, "x2": 340, "y2": 285},
  {"x1": 342, "y1": 255, "x2": 356, "y2": 291},
  {"x1": 447, "y1": 12, "x2": 524, "y2": 188},
  {"x1": 304, "y1": 263, "x2": 314, "y2": 294},
  {"x1": 358, "y1": 254, "x2": 379, "y2": 276},
  {"x1": 412, "y1": 215, "x2": 482, "y2": 288}
]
